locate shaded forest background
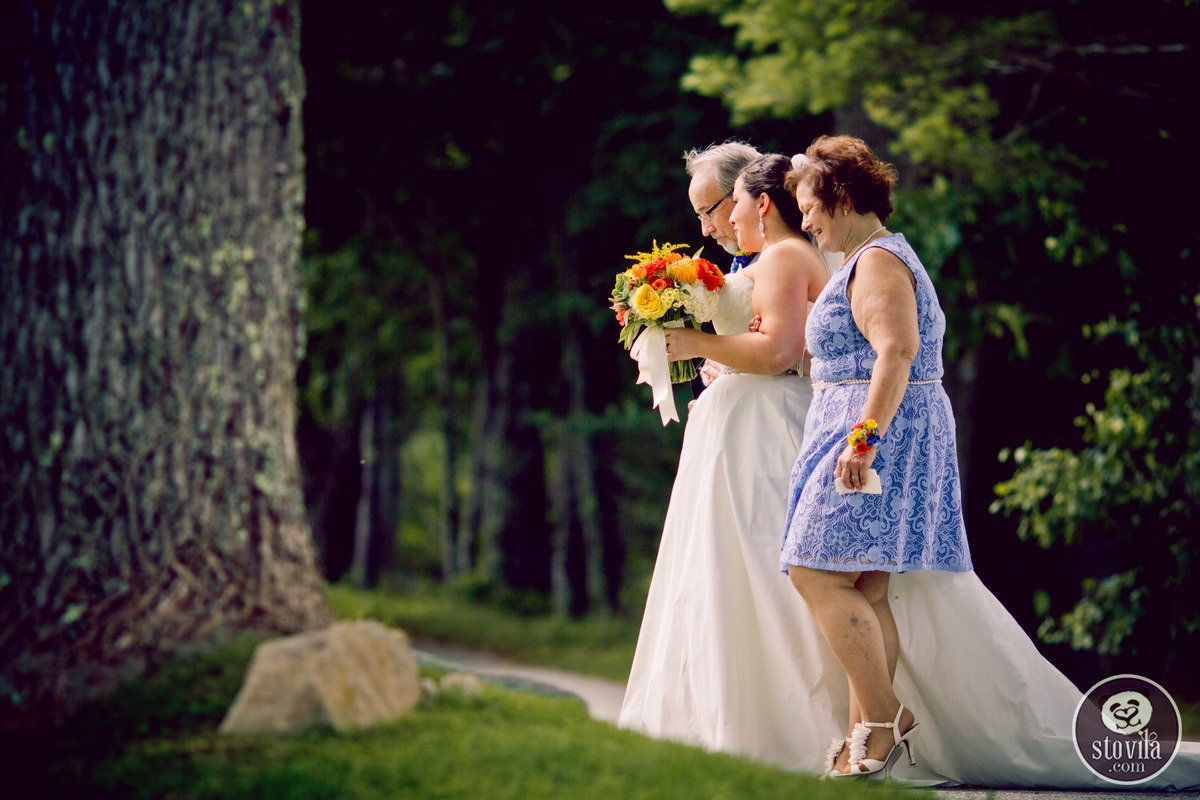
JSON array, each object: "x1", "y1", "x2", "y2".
[
  {"x1": 1, "y1": 0, "x2": 1196, "y2": 719},
  {"x1": 297, "y1": 0, "x2": 1199, "y2": 695}
]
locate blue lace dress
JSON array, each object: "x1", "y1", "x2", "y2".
[{"x1": 780, "y1": 233, "x2": 972, "y2": 574}]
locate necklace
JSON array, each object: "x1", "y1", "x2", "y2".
[{"x1": 839, "y1": 226, "x2": 887, "y2": 268}]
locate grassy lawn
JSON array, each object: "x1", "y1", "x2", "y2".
[
  {"x1": 329, "y1": 582, "x2": 1200, "y2": 740},
  {"x1": 7, "y1": 634, "x2": 915, "y2": 800},
  {"x1": 10, "y1": 583, "x2": 1196, "y2": 799},
  {"x1": 326, "y1": 582, "x2": 641, "y2": 683}
]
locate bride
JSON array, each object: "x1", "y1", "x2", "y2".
[{"x1": 617, "y1": 153, "x2": 845, "y2": 769}]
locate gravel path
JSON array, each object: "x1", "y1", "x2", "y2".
[{"x1": 412, "y1": 640, "x2": 626, "y2": 724}]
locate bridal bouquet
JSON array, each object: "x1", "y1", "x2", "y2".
[
  {"x1": 610, "y1": 241, "x2": 724, "y2": 383},
  {"x1": 610, "y1": 241, "x2": 725, "y2": 424}
]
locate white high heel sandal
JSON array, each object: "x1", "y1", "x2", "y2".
[
  {"x1": 831, "y1": 704, "x2": 919, "y2": 779},
  {"x1": 821, "y1": 736, "x2": 851, "y2": 779}
]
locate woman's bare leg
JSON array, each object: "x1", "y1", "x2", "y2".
[
  {"x1": 790, "y1": 565, "x2": 913, "y2": 771},
  {"x1": 829, "y1": 571, "x2": 898, "y2": 772}
]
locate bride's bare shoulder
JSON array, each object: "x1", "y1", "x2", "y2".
[{"x1": 757, "y1": 238, "x2": 827, "y2": 273}]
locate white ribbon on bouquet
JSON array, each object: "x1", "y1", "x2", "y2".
[{"x1": 629, "y1": 319, "x2": 686, "y2": 425}]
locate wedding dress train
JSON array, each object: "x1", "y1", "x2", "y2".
[{"x1": 884, "y1": 569, "x2": 1200, "y2": 789}]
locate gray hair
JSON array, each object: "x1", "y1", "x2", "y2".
[{"x1": 683, "y1": 141, "x2": 762, "y2": 194}]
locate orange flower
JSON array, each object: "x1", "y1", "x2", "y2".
[
  {"x1": 695, "y1": 258, "x2": 725, "y2": 291},
  {"x1": 651, "y1": 277, "x2": 671, "y2": 290},
  {"x1": 644, "y1": 257, "x2": 668, "y2": 282},
  {"x1": 670, "y1": 258, "x2": 700, "y2": 284},
  {"x1": 615, "y1": 307, "x2": 627, "y2": 326}
]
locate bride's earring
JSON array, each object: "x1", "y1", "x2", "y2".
[{"x1": 758, "y1": 215, "x2": 766, "y2": 239}]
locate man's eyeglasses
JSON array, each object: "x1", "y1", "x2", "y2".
[{"x1": 697, "y1": 192, "x2": 732, "y2": 222}]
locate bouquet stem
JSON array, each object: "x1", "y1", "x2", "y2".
[{"x1": 669, "y1": 359, "x2": 698, "y2": 384}]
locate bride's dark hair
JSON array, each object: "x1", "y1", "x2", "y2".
[{"x1": 737, "y1": 154, "x2": 806, "y2": 235}]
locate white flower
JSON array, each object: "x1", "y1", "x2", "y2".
[{"x1": 680, "y1": 283, "x2": 720, "y2": 323}]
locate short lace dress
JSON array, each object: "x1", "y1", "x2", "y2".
[{"x1": 780, "y1": 233, "x2": 972, "y2": 574}]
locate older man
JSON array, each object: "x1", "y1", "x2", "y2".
[
  {"x1": 684, "y1": 141, "x2": 761, "y2": 271},
  {"x1": 680, "y1": 142, "x2": 761, "y2": 392}
]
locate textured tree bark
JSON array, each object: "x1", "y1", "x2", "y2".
[{"x1": 0, "y1": 0, "x2": 331, "y2": 721}]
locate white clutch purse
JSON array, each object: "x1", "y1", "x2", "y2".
[{"x1": 834, "y1": 469, "x2": 882, "y2": 495}]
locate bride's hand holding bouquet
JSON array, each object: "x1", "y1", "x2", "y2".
[{"x1": 609, "y1": 241, "x2": 725, "y2": 423}]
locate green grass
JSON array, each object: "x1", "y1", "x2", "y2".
[
  {"x1": 329, "y1": 582, "x2": 1200, "y2": 738},
  {"x1": 326, "y1": 583, "x2": 641, "y2": 683},
  {"x1": 7, "y1": 638, "x2": 916, "y2": 800},
  {"x1": 13, "y1": 583, "x2": 1193, "y2": 799},
  {"x1": 1181, "y1": 698, "x2": 1200, "y2": 739}
]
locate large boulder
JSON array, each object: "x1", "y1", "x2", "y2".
[{"x1": 219, "y1": 619, "x2": 421, "y2": 734}]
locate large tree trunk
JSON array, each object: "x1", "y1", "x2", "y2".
[{"x1": 0, "y1": 0, "x2": 331, "y2": 721}]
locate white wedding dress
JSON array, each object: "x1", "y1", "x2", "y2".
[
  {"x1": 885, "y1": 570, "x2": 1200, "y2": 789},
  {"x1": 618, "y1": 271, "x2": 849, "y2": 769},
  {"x1": 618, "y1": 276, "x2": 1200, "y2": 789}
]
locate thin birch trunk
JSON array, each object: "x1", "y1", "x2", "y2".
[
  {"x1": 349, "y1": 401, "x2": 376, "y2": 588},
  {"x1": 428, "y1": 278, "x2": 459, "y2": 578}
]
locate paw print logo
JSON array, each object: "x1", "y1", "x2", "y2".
[{"x1": 1101, "y1": 690, "x2": 1153, "y2": 735}]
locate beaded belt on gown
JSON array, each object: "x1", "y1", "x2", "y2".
[{"x1": 719, "y1": 365, "x2": 801, "y2": 376}]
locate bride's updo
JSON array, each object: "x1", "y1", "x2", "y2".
[{"x1": 738, "y1": 154, "x2": 806, "y2": 234}]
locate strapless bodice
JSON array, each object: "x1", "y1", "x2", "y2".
[
  {"x1": 711, "y1": 270, "x2": 815, "y2": 340},
  {"x1": 712, "y1": 272, "x2": 754, "y2": 335}
]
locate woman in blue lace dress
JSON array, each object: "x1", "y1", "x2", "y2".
[
  {"x1": 772, "y1": 136, "x2": 1200, "y2": 791},
  {"x1": 780, "y1": 135, "x2": 969, "y2": 779}
]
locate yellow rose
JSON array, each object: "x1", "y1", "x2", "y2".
[{"x1": 632, "y1": 283, "x2": 668, "y2": 320}]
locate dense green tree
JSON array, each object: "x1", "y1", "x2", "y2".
[
  {"x1": 0, "y1": 0, "x2": 331, "y2": 720},
  {"x1": 992, "y1": 302, "x2": 1200, "y2": 689},
  {"x1": 297, "y1": 0, "x2": 827, "y2": 613}
]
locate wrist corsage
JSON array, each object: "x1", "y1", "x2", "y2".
[{"x1": 847, "y1": 419, "x2": 881, "y2": 454}]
